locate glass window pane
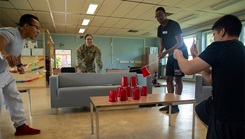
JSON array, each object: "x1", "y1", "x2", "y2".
[
  {"x1": 55, "y1": 49, "x2": 72, "y2": 68},
  {"x1": 183, "y1": 35, "x2": 196, "y2": 60},
  {"x1": 206, "y1": 33, "x2": 214, "y2": 46}
]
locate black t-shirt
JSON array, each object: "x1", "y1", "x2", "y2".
[
  {"x1": 199, "y1": 40, "x2": 245, "y2": 121},
  {"x1": 157, "y1": 20, "x2": 186, "y2": 51}
]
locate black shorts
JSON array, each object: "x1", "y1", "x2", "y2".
[
  {"x1": 196, "y1": 97, "x2": 244, "y2": 139},
  {"x1": 166, "y1": 48, "x2": 188, "y2": 77}
]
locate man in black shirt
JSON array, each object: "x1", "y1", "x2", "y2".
[
  {"x1": 174, "y1": 15, "x2": 244, "y2": 139},
  {"x1": 156, "y1": 7, "x2": 188, "y2": 114}
]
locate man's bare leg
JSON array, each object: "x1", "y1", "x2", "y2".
[
  {"x1": 166, "y1": 76, "x2": 174, "y2": 93},
  {"x1": 175, "y1": 77, "x2": 183, "y2": 95}
]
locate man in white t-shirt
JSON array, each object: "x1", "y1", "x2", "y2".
[{"x1": 0, "y1": 14, "x2": 41, "y2": 136}]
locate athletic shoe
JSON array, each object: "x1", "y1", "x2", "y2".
[
  {"x1": 166, "y1": 105, "x2": 179, "y2": 114},
  {"x1": 15, "y1": 124, "x2": 41, "y2": 136},
  {"x1": 159, "y1": 105, "x2": 169, "y2": 111}
]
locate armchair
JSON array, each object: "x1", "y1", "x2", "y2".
[{"x1": 195, "y1": 74, "x2": 212, "y2": 103}]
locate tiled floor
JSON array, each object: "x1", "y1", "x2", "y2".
[{"x1": 0, "y1": 80, "x2": 207, "y2": 139}]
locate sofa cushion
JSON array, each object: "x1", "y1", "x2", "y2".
[
  {"x1": 58, "y1": 72, "x2": 137, "y2": 88},
  {"x1": 57, "y1": 85, "x2": 120, "y2": 97},
  {"x1": 202, "y1": 76, "x2": 212, "y2": 86}
]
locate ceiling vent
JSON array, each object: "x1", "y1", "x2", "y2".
[{"x1": 128, "y1": 30, "x2": 138, "y2": 33}]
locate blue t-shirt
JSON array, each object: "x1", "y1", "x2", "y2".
[
  {"x1": 199, "y1": 40, "x2": 245, "y2": 121},
  {"x1": 0, "y1": 27, "x2": 25, "y2": 72}
]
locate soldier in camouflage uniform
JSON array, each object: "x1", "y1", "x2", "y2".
[{"x1": 76, "y1": 34, "x2": 103, "y2": 73}]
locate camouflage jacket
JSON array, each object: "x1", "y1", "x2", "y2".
[{"x1": 76, "y1": 44, "x2": 103, "y2": 73}]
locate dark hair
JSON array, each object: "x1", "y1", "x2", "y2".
[
  {"x1": 212, "y1": 14, "x2": 242, "y2": 37},
  {"x1": 19, "y1": 14, "x2": 39, "y2": 27},
  {"x1": 156, "y1": 7, "x2": 165, "y2": 13},
  {"x1": 85, "y1": 34, "x2": 93, "y2": 40}
]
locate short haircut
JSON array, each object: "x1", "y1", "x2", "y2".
[
  {"x1": 85, "y1": 34, "x2": 93, "y2": 39},
  {"x1": 156, "y1": 7, "x2": 166, "y2": 13},
  {"x1": 212, "y1": 14, "x2": 242, "y2": 37},
  {"x1": 19, "y1": 14, "x2": 39, "y2": 27}
]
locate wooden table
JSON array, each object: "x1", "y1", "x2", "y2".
[{"x1": 90, "y1": 93, "x2": 196, "y2": 139}]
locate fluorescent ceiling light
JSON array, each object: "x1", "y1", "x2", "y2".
[
  {"x1": 86, "y1": 4, "x2": 98, "y2": 14},
  {"x1": 79, "y1": 28, "x2": 85, "y2": 33},
  {"x1": 82, "y1": 19, "x2": 90, "y2": 26}
]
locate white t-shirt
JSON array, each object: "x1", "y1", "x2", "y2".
[{"x1": 0, "y1": 27, "x2": 25, "y2": 72}]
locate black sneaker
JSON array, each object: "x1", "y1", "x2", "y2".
[
  {"x1": 159, "y1": 105, "x2": 169, "y2": 111},
  {"x1": 166, "y1": 106, "x2": 179, "y2": 114}
]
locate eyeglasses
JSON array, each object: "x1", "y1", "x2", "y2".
[{"x1": 28, "y1": 23, "x2": 40, "y2": 30}]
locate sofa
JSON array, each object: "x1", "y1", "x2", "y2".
[
  {"x1": 49, "y1": 72, "x2": 152, "y2": 111},
  {"x1": 195, "y1": 74, "x2": 212, "y2": 103}
]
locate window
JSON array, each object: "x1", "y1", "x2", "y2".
[
  {"x1": 55, "y1": 49, "x2": 72, "y2": 68},
  {"x1": 183, "y1": 35, "x2": 197, "y2": 60},
  {"x1": 160, "y1": 35, "x2": 197, "y2": 65},
  {"x1": 240, "y1": 22, "x2": 245, "y2": 45}
]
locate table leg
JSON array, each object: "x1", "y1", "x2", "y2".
[
  {"x1": 192, "y1": 102, "x2": 196, "y2": 139},
  {"x1": 96, "y1": 108, "x2": 99, "y2": 139},
  {"x1": 169, "y1": 105, "x2": 172, "y2": 126},
  {"x1": 90, "y1": 103, "x2": 94, "y2": 134},
  {"x1": 27, "y1": 89, "x2": 32, "y2": 116}
]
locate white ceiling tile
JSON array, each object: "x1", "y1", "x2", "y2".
[
  {"x1": 50, "y1": 0, "x2": 65, "y2": 12},
  {"x1": 96, "y1": 0, "x2": 121, "y2": 16},
  {"x1": 67, "y1": 0, "x2": 85, "y2": 13},
  {"x1": 86, "y1": 26, "x2": 99, "y2": 35},
  {"x1": 28, "y1": 0, "x2": 50, "y2": 11},
  {"x1": 0, "y1": 1, "x2": 14, "y2": 8},
  {"x1": 101, "y1": 17, "x2": 120, "y2": 28},
  {"x1": 9, "y1": 0, "x2": 32, "y2": 10},
  {"x1": 66, "y1": 25, "x2": 77, "y2": 34},
  {"x1": 89, "y1": 16, "x2": 107, "y2": 27},
  {"x1": 111, "y1": 2, "x2": 138, "y2": 17},
  {"x1": 1, "y1": 9, "x2": 21, "y2": 22},
  {"x1": 123, "y1": 20, "x2": 143, "y2": 29},
  {"x1": 36, "y1": 13, "x2": 53, "y2": 24},
  {"x1": 0, "y1": 11, "x2": 12, "y2": 21},
  {"x1": 66, "y1": 14, "x2": 82, "y2": 25},
  {"x1": 53, "y1": 14, "x2": 65, "y2": 24},
  {"x1": 95, "y1": 27, "x2": 109, "y2": 34},
  {"x1": 56, "y1": 24, "x2": 66, "y2": 33},
  {"x1": 112, "y1": 18, "x2": 131, "y2": 28},
  {"x1": 105, "y1": 28, "x2": 120, "y2": 35},
  {"x1": 125, "y1": 3, "x2": 154, "y2": 19}
]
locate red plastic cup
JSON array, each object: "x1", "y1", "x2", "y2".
[
  {"x1": 126, "y1": 86, "x2": 132, "y2": 97},
  {"x1": 130, "y1": 76, "x2": 137, "y2": 86},
  {"x1": 120, "y1": 88, "x2": 128, "y2": 101},
  {"x1": 117, "y1": 86, "x2": 123, "y2": 97},
  {"x1": 141, "y1": 66, "x2": 151, "y2": 77},
  {"x1": 109, "y1": 90, "x2": 117, "y2": 102},
  {"x1": 121, "y1": 76, "x2": 128, "y2": 87},
  {"x1": 141, "y1": 86, "x2": 148, "y2": 96},
  {"x1": 133, "y1": 87, "x2": 140, "y2": 100}
]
